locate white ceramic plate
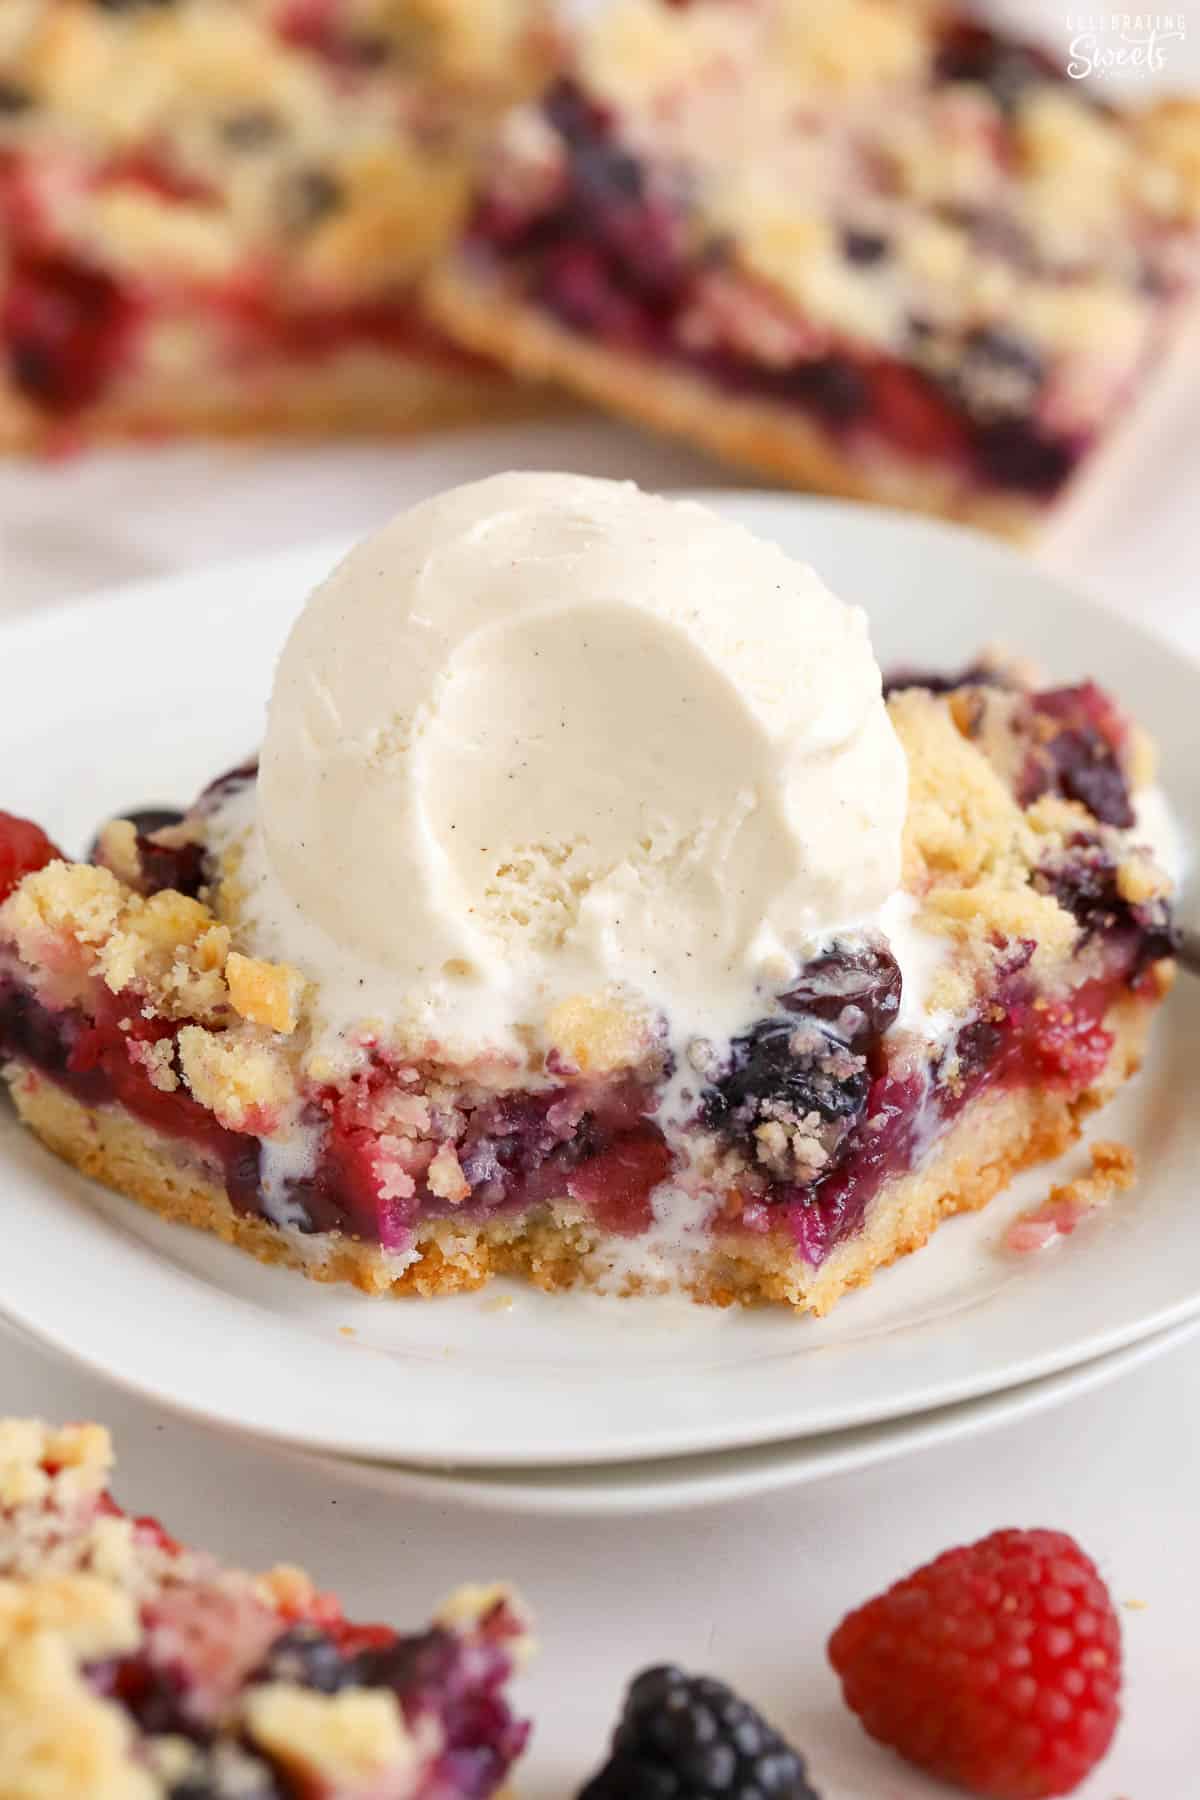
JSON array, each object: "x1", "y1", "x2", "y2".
[
  {"x1": 1, "y1": 497, "x2": 1198, "y2": 1469},
  {"x1": 276, "y1": 1317, "x2": 1200, "y2": 1516}
]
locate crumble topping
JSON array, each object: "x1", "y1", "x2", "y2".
[{"x1": 225, "y1": 950, "x2": 304, "y2": 1036}]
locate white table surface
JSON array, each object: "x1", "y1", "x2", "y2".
[{"x1": 2, "y1": 309, "x2": 1200, "y2": 1800}]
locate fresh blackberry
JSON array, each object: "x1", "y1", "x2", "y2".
[
  {"x1": 578, "y1": 1665, "x2": 819, "y2": 1800},
  {"x1": 253, "y1": 1625, "x2": 353, "y2": 1694}
]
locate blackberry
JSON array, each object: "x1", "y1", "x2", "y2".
[
  {"x1": 578, "y1": 1665, "x2": 819, "y2": 1800},
  {"x1": 253, "y1": 1625, "x2": 353, "y2": 1694}
]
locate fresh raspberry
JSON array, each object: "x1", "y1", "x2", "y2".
[
  {"x1": 0, "y1": 810, "x2": 61, "y2": 904},
  {"x1": 828, "y1": 1528, "x2": 1121, "y2": 1799}
]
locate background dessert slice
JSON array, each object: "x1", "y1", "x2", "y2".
[
  {"x1": 0, "y1": 1417, "x2": 532, "y2": 1798},
  {"x1": 428, "y1": 0, "x2": 1200, "y2": 538},
  {"x1": 0, "y1": 0, "x2": 556, "y2": 450}
]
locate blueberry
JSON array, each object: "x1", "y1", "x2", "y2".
[
  {"x1": 253, "y1": 1626, "x2": 353, "y2": 1694},
  {"x1": 1037, "y1": 847, "x2": 1175, "y2": 976},
  {"x1": 220, "y1": 109, "x2": 284, "y2": 150},
  {"x1": 842, "y1": 228, "x2": 889, "y2": 265},
  {"x1": 1018, "y1": 685, "x2": 1135, "y2": 828},
  {"x1": 779, "y1": 944, "x2": 902, "y2": 1046},
  {"x1": 0, "y1": 81, "x2": 33, "y2": 114},
  {"x1": 882, "y1": 661, "x2": 1008, "y2": 699},
  {"x1": 777, "y1": 356, "x2": 870, "y2": 425},
  {"x1": 578, "y1": 1665, "x2": 819, "y2": 1800},
  {"x1": 973, "y1": 419, "x2": 1074, "y2": 496},
  {"x1": 280, "y1": 167, "x2": 344, "y2": 233}
]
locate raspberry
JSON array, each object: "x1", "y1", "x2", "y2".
[
  {"x1": 828, "y1": 1528, "x2": 1121, "y2": 1799},
  {"x1": 0, "y1": 811, "x2": 61, "y2": 904},
  {"x1": 578, "y1": 1664, "x2": 819, "y2": 1799}
]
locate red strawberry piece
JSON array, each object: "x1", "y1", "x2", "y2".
[
  {"x1": 0, "y1": 811, "x2": 61, "y2": 903},
  {"x1": 828, "y1": 1527, "x2": 1122, "y2": 1798}
]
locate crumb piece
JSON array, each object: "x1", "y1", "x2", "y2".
[
  {"x1": 177, "y1": 1026, "x2": 292, "y2": 1131},
  {"x1": 337, "y1": 1326, "x2": 357, "y2": 1340},
  {"x1": 225, "y1": 952, "x2": 303, "y2": 1035},
  {"x1": 94, "y1": 821, "x2": 141, "y2": 887},
  {"x1": 125, "y1": 1038, "x2": 179, "y2": 1094},
  {"x1": 426, "y1": 1142, "x2": 471, "y2": 1205},
  {"x1": 437, "y1": 1584, "x2": 534, "y2": 1667},
  {"x1": 1005, "y1": 1142, "x2": 1135, "y2": 1253},
  {"x1": 545, "y1": 993, "x2": 649, "y2": 1073},
  {"x1": 253, "y1": 1566, "x2": 317, "y2": 1615},
  {"x1": 1116, "y1": 851, "x2": 1170, "y2": 906},
  {"x1": 1122, "y1": 1598, "x2": 1149, "y2": 1612},
  {"x1": 245, "y1": 1685, "x2": 417, "y2": 1787}
]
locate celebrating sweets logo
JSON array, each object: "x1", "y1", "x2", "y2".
[{"x1": 1065, "y1": 12, "x2": 1188, "y2": 78}]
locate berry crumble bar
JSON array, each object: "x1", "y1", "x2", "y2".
[
  {"x1": 429, "y1": 0, "x2": 1200, "y2": 537},
  {"x1": 0, "y1": 1416, "x2": 531, "y2": 1797},
  {"x1": 0, "y1": 660, "x2": 1175, "y2": 1315},
  {"x1": 0, "y1": 0, "x2": 553, "y2": 450}
]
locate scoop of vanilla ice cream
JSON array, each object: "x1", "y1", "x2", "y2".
[{"x1": 249, "y1": 473, "x2": 906, "y2": 1051}]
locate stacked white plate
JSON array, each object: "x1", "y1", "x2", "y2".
[{"x1": 2, "y1": 493, "x2": 1198, "y2": 1514}]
